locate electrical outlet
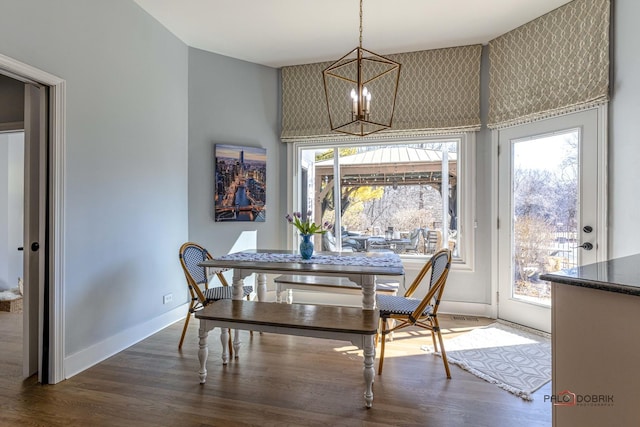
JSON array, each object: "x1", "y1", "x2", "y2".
[{"x1": 163, "y1": 293, "x2": 173, "y2": 304}]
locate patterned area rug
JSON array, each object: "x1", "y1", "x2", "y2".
[{"x1": 422, "y1": 321, "x2": 551, "y2": 400}]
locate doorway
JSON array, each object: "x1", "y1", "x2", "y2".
[
  {"x1": 1, "y1": 54, "x2": 65, "y2": 384},
  {"x1": 496, "y1": 108, "x2": 607, "y2": 332},
  {"x1": 0, "y1": 131, "x2": 24, "y2": 379}
]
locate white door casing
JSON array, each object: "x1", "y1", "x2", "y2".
[
  {"x1": 1, "y1": 53, "x2": 66, "y2": 384},
  {"x1": 495, "y1": 108, "x2": 607, "y2": 333}
]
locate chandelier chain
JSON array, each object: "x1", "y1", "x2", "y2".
[{"x1": 359, "y1": 0, "x2": 363, "y2": 49}]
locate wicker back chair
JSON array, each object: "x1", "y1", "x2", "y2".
[
  {"x1": 376, "y1": 248, "x2": 452, "y2": 378},
  {"x1": 178, "y1": 242, "x2": 252, "y2": 349}
]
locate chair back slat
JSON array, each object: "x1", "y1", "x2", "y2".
[
  {"x1": 403, "y1": 249, "x2": 439, "y2": 298},
  {"x1": 179, "y1": 242, "x2": 213, "y2": 304},
  {"x1": 410, "y1": 249, "x2": 452, "y2": 321},
  {"x1": 428, "y1": 250, "x2": 450, "y2": 293},
  {"x1": 182, "y1": 245, "x2": 209, "y2": 285}
]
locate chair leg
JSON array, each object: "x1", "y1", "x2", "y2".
[
  {"x1": 178, "y1": 306, "x2": 192, "y2": 349},
  {"x1": 430, "y1": 329, "x2": 438, "y2": 353},
  {"x1": 378, "y1": 318, "x2": 388, "y2": 375},
  {"x1": 178, "y1": 312, "x2": 190, "y2": 349},
  {"x1": 433, "y1": 320, "x2": 451, "y2": 379}
]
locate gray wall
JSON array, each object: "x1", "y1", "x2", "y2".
[
  {"x1": 0, "y1": 0, "x2": 189, "y2": 357},
  {"x1": 422, "y1": 45, "x2": 493, "y2": 305},
  {"x1": 0, "y1": 74, "x2": 23, "y2": 127},
  {"x1": 188, "y1": 48, "x2": 284, "y2": 258},
  {"x1": 609, "y1": 0, "x2": 640, "y2": 258},
  {"x1": 473, "y1": 45, "x2": 493, "y2": 304}
]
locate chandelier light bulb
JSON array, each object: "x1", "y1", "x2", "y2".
[{"x1": 350, "y1": 89, "x2": 358, "y2": 115}]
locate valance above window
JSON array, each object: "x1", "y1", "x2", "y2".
[
  {"x1": 488, "y1": 0, "x2": 610, "y2": 129},
  {"x1": 281, "y1": 45, "x2": 482, "y2": 143}
]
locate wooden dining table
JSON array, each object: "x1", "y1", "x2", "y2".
[
  {"x1": 199, "y1": 249, "x2": 405, "y2": 310},
  {"x1": 196, "y1": 249, "x2": 405, "y2": 407}
]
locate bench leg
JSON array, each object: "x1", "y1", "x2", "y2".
[
  {"x1": 220, "y1": 327, "x2": 230, "y2": 364},
  {"x1": 232, "y1": 329, "x2": 241, "y2": 358},
  {"x1": 198, "y1": 323, "x2": 209, "y2": 383},
  {"x1": 276, "y1": 285, "x2": 294, "y2": 304},
  {"x1": 363, "y1": 335, "x2": 375, "y2": 408}
]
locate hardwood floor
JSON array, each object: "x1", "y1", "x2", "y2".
[{"x1": 0, "y1": 311, "x2": 551, "y2": 426}]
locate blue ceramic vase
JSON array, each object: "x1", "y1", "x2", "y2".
[{"x1": 299, "y1": 234, "x2": 314, "y2": 260}]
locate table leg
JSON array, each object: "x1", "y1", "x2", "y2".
[
  {"x1": 363, "y1": 335, "x2": 375, "y2": 408},
  {"x1": 232, "y1": 269, "x2": 245, "y2": 300},
  {"x1": 361, "y1": 274, "x2": 376, "y2": 310},
  {"x1": 231, "y1": 270, "x2": 245, "y2": 355},
  {"x1": 257, "y1": 273, "x2": 267, "y2": 302},
  {"x1": 198, "y1": 322, "x2": 209, "y2": 383}
]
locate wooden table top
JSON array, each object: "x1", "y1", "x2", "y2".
[{"x1": 200, "y1": 249, "x2": 404, "y2": 277}]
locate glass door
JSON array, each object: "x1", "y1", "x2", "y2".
[{"x1": 497, "y1": 109, "x2": 604, "y2": 332}]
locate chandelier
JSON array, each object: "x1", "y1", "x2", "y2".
[{"x1": 323, "y1": 0, "x2": 401, "y2": 137}]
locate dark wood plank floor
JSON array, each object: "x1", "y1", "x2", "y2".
[{"x1": 0, "y1": 311, "x2": 551, "y2": 426}]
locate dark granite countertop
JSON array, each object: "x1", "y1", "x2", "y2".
[{"x1": 540, "y1": 254, "x2": 640, "y2": 297}]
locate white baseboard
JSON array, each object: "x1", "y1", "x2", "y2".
[
  {"x1": 439, "y1": 300, "x2": 494, "y2": 319},
  {"x1": 64, "y1": 304, "x2": 187, "y2": 379}
]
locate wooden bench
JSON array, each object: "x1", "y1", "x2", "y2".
[
  {"x1": 195, "y1": 299, "x2": 379, "y2": 408},
  {"x1": 274, "y1": 274, "x2": 400, "y2": 304}
]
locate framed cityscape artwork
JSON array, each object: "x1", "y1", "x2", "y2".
[{"x1": 214, "y1": 144, "x2": 266, "y2": 222}]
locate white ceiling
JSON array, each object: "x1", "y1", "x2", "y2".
[{"x1": 133, "y1": 0, "x2": 572, "y2": 68}]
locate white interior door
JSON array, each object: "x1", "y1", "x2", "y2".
[
  {"x1": 23, "y1": 83, "x2": 48, "y2": 380},
  {"x1": 497, "y1": 109, "x2": 606, "y2": 333}
]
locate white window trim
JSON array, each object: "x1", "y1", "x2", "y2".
[{"x1": 287, "y1": 133, "x2": 476, "y2": 272}]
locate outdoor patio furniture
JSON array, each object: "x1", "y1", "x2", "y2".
[
  {"x1": 368, "y1": 237, "x2": 391, "y2": 251},
  {"x1": 402, "y1": 228, "x2": 422, "y2": 254},
  {"x1": 423, "y1": 229, "x2": 440, "y2": 254}
]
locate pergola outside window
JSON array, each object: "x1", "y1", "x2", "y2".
[{"x1": 294, "y1": 140, "x2": 465, "y2": 259}]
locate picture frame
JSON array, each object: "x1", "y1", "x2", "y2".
[{"x1": 214, "y1": 144, "x2": 266, "y2": 222}]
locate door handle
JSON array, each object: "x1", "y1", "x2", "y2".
[
  {"x1": 31, "y1": 242, "x2": 40, "y2": 252},
  {"x1": 575, "y1": 242, "x2": 593, "y2": 250}
]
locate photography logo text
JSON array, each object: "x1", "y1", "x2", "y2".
[{"x1": 544, "y1": 390, "x2": 614, "y2": 407}]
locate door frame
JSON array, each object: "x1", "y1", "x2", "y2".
[
  {"x1": 490, "y1": 106, "x2": 608, "y2": 323},
  {"x1": 0, "y1": 53, "x2": 66, "y2": 384}
]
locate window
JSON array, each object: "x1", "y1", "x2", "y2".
[{"x1": 289, "y1": 135, "x2": 475, "y2": 266}]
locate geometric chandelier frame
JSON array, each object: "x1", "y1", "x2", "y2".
[{"x1": 322, "y1": 0, "x2": 401, "y2": 137}]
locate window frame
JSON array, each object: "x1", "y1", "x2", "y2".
[{"x1": 287, "y1": 133, "x2": 476, "y2": 270}]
